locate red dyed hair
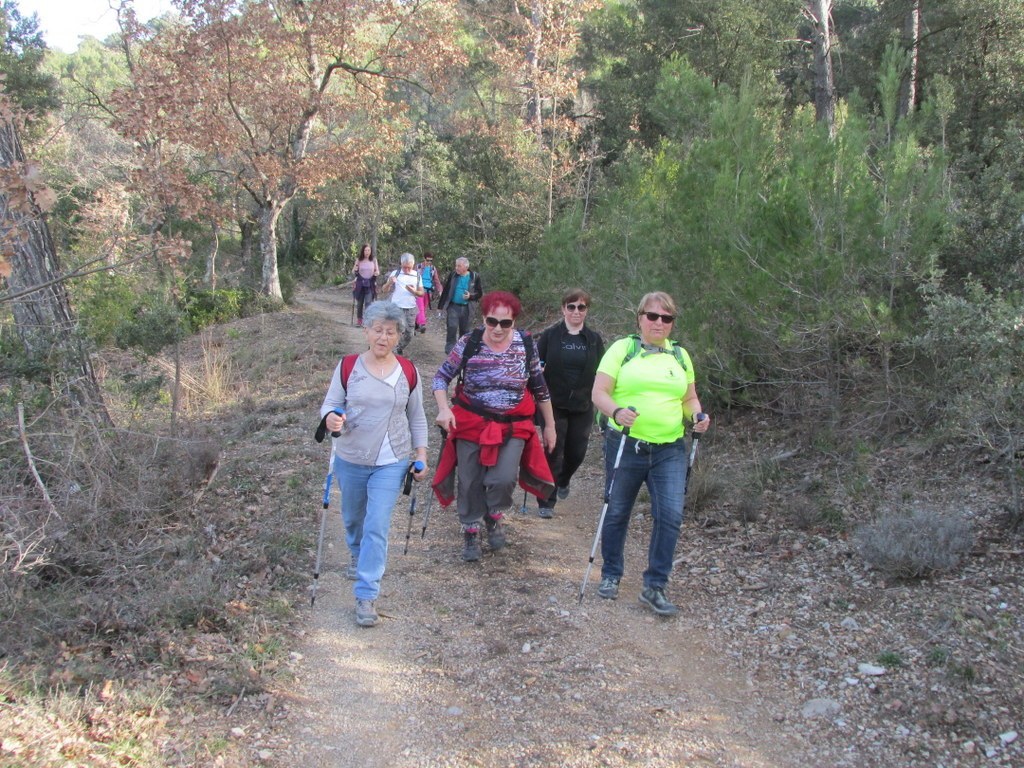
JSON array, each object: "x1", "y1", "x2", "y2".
[{"x1": 479, "y1": 290, "x2": 521, "y2": 318}]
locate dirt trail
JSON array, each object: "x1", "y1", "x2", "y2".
[{"x1": 282, "y1": 288, "x2": 805, "y2": 767}]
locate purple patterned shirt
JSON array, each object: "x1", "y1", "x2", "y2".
[{"x1": 433, "y1": 330, "x2": 550, "y2": 413}]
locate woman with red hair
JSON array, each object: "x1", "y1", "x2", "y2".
[{"x1": 431, "y1": 291, "x2": 556, "y2": 561}]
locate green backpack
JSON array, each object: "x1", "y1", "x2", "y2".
[{"x1": 596, "y1": 334, "x2": 688, "y2": 431}]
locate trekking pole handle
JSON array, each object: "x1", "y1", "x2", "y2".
[
  {"x1": 620, "y1": 405, "x2": 637, "y2": 436},
  {"x1": 403, "y1": 461, "x2": 424, "y2": 495},
  {"x1": 329, "y1": 408, "x2": 345, "y2": 438},
  {"x1": 691, "y1": 412, "x2": 707, "y2": 439}
]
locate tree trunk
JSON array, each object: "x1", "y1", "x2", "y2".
[
  {"x1": 1, "y1": 114, "x2": 110, "y2": 421},
  {"x1": 806, "y1": 0, "x2": 836, "y2": 136},
  {"x1": 524, "y1": 0, "x2": 544, "y2": 140},
  {"x1": 239, "y1": 215, "x2": 259, "y2": 289},
  {"x1": 258, "y1": 201, "x2": 285, "y2": 300},
  {"x1": 898, "y1": 0, "x2": 921, "y2": 119},
  {"x1": 204, "y1": 221, "x2": 219, "y2": 289}
]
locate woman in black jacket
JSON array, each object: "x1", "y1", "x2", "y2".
[{"x1": 535, "y1": 289, "x2": 605, "y2": 518}]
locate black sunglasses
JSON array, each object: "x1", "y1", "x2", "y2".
[
  {"x1": 484, "y1": 316, "x2": 514, "y2": 329},
  {"x1": 641, "y1": 311, "x2": 675, "y2": 323},
  {"x1": 565, "y1": 303, "x2": 588, "y2": 312}
]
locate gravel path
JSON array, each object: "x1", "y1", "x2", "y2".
[{"x1": 282, "y1": 289, "x2": 805, "y2": 767}]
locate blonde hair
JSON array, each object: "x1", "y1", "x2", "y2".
[{"x1": 637, "y1": 291, "x2": 677, "y2": 316}]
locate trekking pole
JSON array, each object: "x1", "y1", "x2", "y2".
[
  {"x1": 578, "y1": 406, "x2": 636, "y2": 604},
  {"x1": 420, "y1": 426, "x2": 447, "y2": 539},
  {"x1": 519, "y1": 487, "x2": 529, "y2": 515},
  {"x1": 673, "y1": 413, "x2": 708, "y2": 569},
  {"x1": 402, "y1": 460, "x2": 426, "y2": 555},
  {"x1": 311, "y1": 411, "x2": 344, "y2": 607}
]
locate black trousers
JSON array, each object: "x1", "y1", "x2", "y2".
[
  {"x1": 353, "y1": 285, "x2": 376, "y2": 321},
  {"x1": 539, "y1": 405, "x2": 594, "y2": 509}
]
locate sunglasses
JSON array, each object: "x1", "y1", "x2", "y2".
[
  {"x1": 484, "y1": 316, "x2": 514, "y2": 329},
  {"x1": 641, "y1": 311, "x2": 675, "y2": 323},
  {"x1": 565, "y1": 303, "x2": 588, "y2": 312}
]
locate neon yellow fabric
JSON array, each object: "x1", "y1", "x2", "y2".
[{"x1": 597, "y1": 337, "x2": 694, "y2": 443}]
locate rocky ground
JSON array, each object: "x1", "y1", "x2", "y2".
[
  {"x1": 257, "y1": 288, "x2": 1022, "y2": 768},
  {"x1": 9, "y1": 287, "x2": 1015, "y2": 767}
]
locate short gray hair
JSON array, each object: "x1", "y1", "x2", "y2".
[
  {"x1": 455, "y1": 257, "x2": 469, "y2": 268},
  {"x1": 400, "y1": 252, "x2": 416, "y2": 267},
  {"x1": 362, "y1": 300, "x2": 407, "y2": 333}
]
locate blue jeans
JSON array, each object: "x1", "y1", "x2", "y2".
[
  {"x1": 334, "y1": 456, "x2": 409, "y2": 600},
  {"x1": 599, "y1": 430, "x2": 689, "y2": 590}
]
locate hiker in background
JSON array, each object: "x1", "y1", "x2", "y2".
[
  {"x1": 317, "y1": 301, "x2": 428, "y2": 628},
  {"x1": 437, "y1": 256, "x2": 483, "y2": 354},
  {"x1": 590, "y1": 291, "x2": 711, "y2": 617},
  {"x1": 535, "y1": 289, "x2": 605, "y2": 519},
  {"x1": 431, "y1": 291, "x2": 556, "y2": 562},
  {"x1": 415, "y1": 252, "x2": 441, "y2": 334},
  {"x1": 351, "y1": 243, "x2": 379, "y2": 327},
  {"x1": 383, "y1": 253, "x2": 424, "y2": 355}
]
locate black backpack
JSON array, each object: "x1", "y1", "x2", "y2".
[
  {"x1": 456, "y1": 327, "x2": 536, "y2": 385},
  {"x1": 452, "y1": 327, "x2": 538, "y2": 424}
]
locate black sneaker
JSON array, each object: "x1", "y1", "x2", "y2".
[
  {"x1": 597, "y1": 577, "x2": 619, "y2": 600},
  {"x1": 639, "y1": 586, "x2": 678, "y2": 617},
  {"x1": 556, "y1": 484, "x2": 570, "y2": 500},
  {"x1": 463, "y1": 529, "x2": 482, "y2": 561},
  {"x1": 485, "y1": 514, "x2": 506, "y2": 550}
]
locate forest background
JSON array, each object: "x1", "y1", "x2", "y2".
[{"x1": 1, "y1": 0, "x2": 1023, "y2": 764}]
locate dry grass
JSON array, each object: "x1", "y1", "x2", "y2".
[{"x1": 0, "y1": 308, "x2": 335, "y2": 767}]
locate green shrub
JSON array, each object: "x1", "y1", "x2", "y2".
[
  {"x1": 179, "y1": 286, "x2": 245, "y2": 331},
  {"x1": 854, "y1": 509, "x2": 972, "y2": 579},
  {"x1": 75, "y1": 272, "x2": 141, "y2": 347},
  {"x1": 913, "y1": 280, "x2": 1024, "y2": 526},
  {"x1": 113, "y1": 292, "x2": 187, "y2": 355},
  {"x1": 914, "y1": 279, "x2": 1024, "y2": 445}
]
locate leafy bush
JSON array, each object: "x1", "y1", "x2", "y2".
[
  {"x1": 854, "y1": 509, "x2": 972, "y2": 579},
  {"x1": 913, "y1": 279, "x2": 1024, "y2": 446},
  {"x1": 913, "y1": 280, "x2": 1024, "y2": 527},
  {"x1": 541, "y1": 59, "x2": 949, "y2": 419},
  {"x1": 75, "y1": 272, "x2": 142, "y2": 347},
  {"x1": 179, "y1": 286, "x2": 245, "y2": 331},
  {"x1": 113, "y1": 292, "x2": 187, "y2": 355}
]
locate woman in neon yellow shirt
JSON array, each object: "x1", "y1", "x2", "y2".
[{"x1": 590, "y1": 291, "x2": 711, "y2": 617}]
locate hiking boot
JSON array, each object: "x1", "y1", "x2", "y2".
[
  {"x1": 346, "y1": 553, "x2": 358, "y2": 581},
  {"x1": 639, "y1": 586, "x2": 679, "y2": 617},
  {"x1": 556, "y1": 484, "x2": 570, "y2": 500},
  {"x1": 418, "y1": 325, "x2": 427, "y2": 334},
  {"x1": 485, "y1": 513, "x2": 506, "y2": 550},
  {"x1": 462, "y1": 529, "x2": 482, "y2": 561},
  {"x1": 597, "y1": 577, "x2": 619, "y2": 600},
  {"x1": 537, "y1": 506, "x2": 554, "y2": 519},
  {"x1": 355, "y1": 598, "x2": 378, "y2": 627}
]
